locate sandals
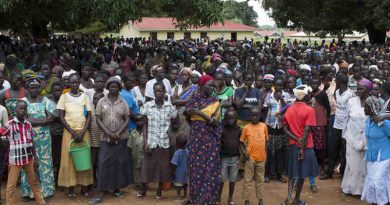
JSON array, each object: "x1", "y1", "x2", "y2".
[
  {"x1": 89, "y1": 197, "x2": 103, "y2": 205},
  {"x1": 228, "y1": 201, "x2": 235, "y2": 205},
  {"x1": 113, "y1": 191, "x2": 124, "y2": 198},
  {"x1": 136, "y1": 192, "x2": 146, "y2": 198},
  {"x1": 67, "y1": 192, "x2": 77, "y2": 198},
  {"x1": 155, "y1": 195, "x2": 162, "y2": 200}
]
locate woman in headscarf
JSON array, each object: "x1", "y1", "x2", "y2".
[
  {"x1": 361, "y1": 96, "x2": 390, "y2": 205},
  {"x1": 185, "y1": 75, "x2": 222, "y2": 204},
  {"x1": 341, "y1": 79, "x2": 372, "y2": 196},
  {"x1": 172, "y1": 67, "x2": 198, "y2": 112},
  {"x1": 20, "y1": 78, "x2": 56, "y2": 201}
]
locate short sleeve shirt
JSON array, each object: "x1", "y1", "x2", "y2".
[
  {"x1": 283, "y1": 102, "x2": 315, "y2": 148},
  {"x1": 140, "y1": 100, "x2": 177, "y2": 149},
  {"x1": 240, "y1": 123, "x2": 268, "y2": 161},
  {"x1": 234, "y1": 87, "x2": 262, "y2": 121},
  {"x1": 57, "y1": 92, "x2": 91, "y2": 130},
  {"x1": 95, "y1": 96, "x2": 130, "y2": 140},
  {"x1": 120, "y1": 89, "x2": 139, "y2": 129}
]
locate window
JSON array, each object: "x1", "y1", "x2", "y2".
[
  {"x1": 200, "y1": 32, "x2": 207, "y2": 39},
  {"x1": 184, "y1": 32, "x2": 191, "y2": 40},
  {"x1": 231, "y1": 32, "x2": 237, "y2": 42},
  {"x1": 150, "y1": 32, "x2": 157, "y2": 41},
  {"x1": 167, "y1": 32, "x2": 174, "y2": 39}
]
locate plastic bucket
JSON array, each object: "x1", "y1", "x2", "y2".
[{"x1": 69, "y1": 140, "x2": 92, "y2": 171}]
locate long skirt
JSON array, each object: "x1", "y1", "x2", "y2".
[
  {"x1": 341, "y1": 142, "x2": 366, "y2": 195},
  {"x1": 140, "y1": 146, "x2": 172, "y2": 183},
  {"x1": 286, "y1": 144, "x2": 319, "y2": 179},
  {"x1": 58, "y1": 129, "x2": 94, "y2": 187},
  {"x1": 188, "y1": 121, "x2": 221, "y2": 205},
  {"x1": 361, "y1": 159, "x2": 390, "y2": 205},
  {"x1": 21, "y1": 127, "x2": 55, "y2": 198},
  {"x1": 98, "y1": 139, "x2": 133, "y2": 191}
]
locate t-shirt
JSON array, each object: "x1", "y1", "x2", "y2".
[
  {"x1": 333, "y1": 88, "x2": 355, "y2": 129},
  {"x1": 220, "y1": 125, "x2": 241, "y2": 158},
  {"x1": 240, "y1": 123, "x2": 268, "y2": 161},
  {"x1": 171, "y1": 149, "x2": 188, "y2": 184},
  {"x1": 283, "y1": 102, "x2": 315, "y2": 148},
  {"x1": 145, "y1": 78, "x2": 172, "y2": 99},
  {"x1": 217, "y1": 86, "x2": 234, "y2": 119},
  {"x1": 234, "y1": 87, "x2": 262, "y2": 121},
  {"x1": 120, "y1": 89, "x2": 139, "y2": 129}
]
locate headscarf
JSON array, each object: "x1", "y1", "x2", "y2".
[
  {"x1": 150, "y1": 64, "x2": 163, "y2": 77},
  {"x1": 264, "y1": 74, "x2": 275, "y2": 81},
  {"x1": 199, "y1": 75, "x2": 214, "y2": 86},
  {"x1": 358, "y1": 79, "x2": 374, "y2": 91},
  {"x1": 105, "y1": 76, "x2": 123, "y2": 90},
  {"x1": 287, "y1": 68, "x2": 297, "y2": 76},
  {"x1": 180, "y1": 67, "x2": 192, "y2": 75},
  {"x1": 192, "y1": 70, "x2": 202, "y2": 77},
  {"x1": 293, "y1": 84, "x2": 313, "y2": 101},
  {"x1": 365, "y1": 96, "x2": 383, "y2": 116},
  {"x1": 299, "y1": 64, "x2": 311, "y2": 72},
  {"x1": 26, "y1": 77, "x2": 41, "y2": 87}
]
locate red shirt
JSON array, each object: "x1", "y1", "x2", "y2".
[{"x1": 283, "y1": 102, "x2": 315, "y2": 148}]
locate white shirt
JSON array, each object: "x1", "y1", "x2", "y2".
[
  {"x1": 144, "y1": 78, "x2": 172, "y2": 99},
  {"x1": 0, "y1": 80, "x2": 11, "y2": 95},
  {"x1": 62, "y1": 69, "x2": 77, "y2": 78},
  {"x1": 333, "y1": 88, "x2": 355, "y2": 129}
]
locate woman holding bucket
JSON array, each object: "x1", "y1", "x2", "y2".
[
  {"x1": 57, "y1": 73, "x2": 93, "y2": 198},
  {"x1": 89, "y1": 77, "x2": 133, "y2": 204}
]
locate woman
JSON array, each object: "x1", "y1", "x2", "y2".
[
  {"x1": 263, "y1": 77, "x2": 291, "y2": 183},
  {"x1": 90, "y1": 77, "x2": 133, "y2": 204},
  {"x1": 186, "y1": 75, "x2": 222, "y2": 204},
  {"x1": 215, "y1": 71, "x2": 233, "y2": 119},
  {"x1": 0, "y1": 71, "x2": 26, "y2": 118},
  {"x1": 131, "y1": 71, "x2": 148, "y2": 107},
  {"x1": 20, "y1": 78, "x2": 56, "y2": 201},
  {"x1": 172, "y1": 67, "x2": 198, "y2": 111},
  {"x1": 361, "y1": 96, "x2": 390, "y2": 205},
  {"x1": 341, "y1": 79, "x2": 371, "y2": 196},
  {"x1": 57, "y1": 73, "x2": 93, "y2": 197}
]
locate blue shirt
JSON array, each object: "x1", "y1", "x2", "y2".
[
  {"x1": 171, "y1": 149, "x2": 188, "y2": 184},
  {"x1": 234, "y1": 87, "x2": 262, "y2": 121},
  {"x1": 120, "y1": 89, "x2": 139, "y2": 129},
  {"x1": 364, "y1": 119, "x2": 390, "y2": 162}
]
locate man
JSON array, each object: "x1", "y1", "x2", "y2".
[{"x1": 145, "y1": 64, "x2": 172, "y2": 102}]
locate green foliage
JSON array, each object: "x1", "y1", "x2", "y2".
[
  {"x1": 222, "y1": 0, "x2": 258, "y2": 27},
  {"x1": 262, "y1": 0, "x2": 390, "y2": 44},
  {"x1": 0, "y1": 0, "x2": 224, "y2": 36}
]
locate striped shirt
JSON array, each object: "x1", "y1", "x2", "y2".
[{"x1": 0, "y1": 117, "x2": 34, "y2": 166}]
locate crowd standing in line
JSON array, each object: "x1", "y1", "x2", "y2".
[{"x1": 0, "y1": 34, "x2": 389, "y2": 205}]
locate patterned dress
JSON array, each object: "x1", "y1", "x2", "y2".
[
  {"x1": 20, "y1": 96, "x2": 56, "y2": 198},
  {"x1": 186, "y1": 92, "x2": 222, "y2": 204}
]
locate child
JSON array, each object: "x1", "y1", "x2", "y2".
[
  {"x1": 171, "y1": 134, "x2": 188, "y2": 202},
  {"x1": 0, "y1": 100, "x2": 46, "y2": 205},
  {"x1": 89, "y1": 92, "x2": 105, "y2": 185},
  {"x1": 219, "y1": 110, "x2": 241, "y2": 205},
  {"x1": 0, "y1": 104, "x2": 8, "y2": 204},
  {"x1": 128, "y1": 114, "x2": 145, "y2": 188},
  {"x1": 239, "y1": 107, "x2": 268, "y2": 205}
]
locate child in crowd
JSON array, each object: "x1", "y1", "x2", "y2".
[
  {"x1": 0, "y1": 103, "x2": 8, "y2": 204},
  {"x1": 0, "y1": 100, "x2": 46, "y2": 205},
  {"x1": 89, "y1": 92, "x2": 105, "y2": 185},
  {"x1": 239, "y1": 107, "x2": 268, "y2": 205},
  {"x1": 219, "y1": 110, "x2": 241, "y2": 205},
  {"x1": 171, "y1": 134, "x2": 188, "y2": 201},
  {"x1": 128, "y1": 114, "x2": 145, "y2": 188}
]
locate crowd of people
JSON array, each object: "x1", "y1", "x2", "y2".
[{"x1": 0, "y1": 34, "x2": 389, "y2": 205}]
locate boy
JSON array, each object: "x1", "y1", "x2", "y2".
[
  {"x1": 171, "y1": 134, "x2": 188, "y2": 201},
  {"x1": 128, "y1": 114, "x2": 145, "y2": 188},
  {"x1": 239, "y1": 107, "x2": 268, "y2": 205},
  {"x1": 219, "y1": 110, "x2": 241, "y2": 205},
  {"x1": 89, "y1": 92, "x2": 105, "y2": 185},
  {"x1": 0, "y1": 100, "x2": 46, "y2": 205}
]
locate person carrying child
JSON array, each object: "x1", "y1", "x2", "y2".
[
  {"x1": 239, "y1": 107, "x2": 268, "y2": 205},
  {"x1": 0, "y1": 100, "x2": 47, "y2": 205}
]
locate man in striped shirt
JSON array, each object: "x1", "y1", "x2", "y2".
[{"x1": 0, "y1": 100, "x2": 46, "y2": 205}]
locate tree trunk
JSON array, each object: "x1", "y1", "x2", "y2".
[{"x1": 365, "y1": 23, "x2": 386, "y2": 45}]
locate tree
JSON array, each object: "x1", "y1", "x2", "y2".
[
  {"x1": 0, "y1": 0, "x2": 224, "y2": 38},
  {"x1": 222, "y1": 0, "x2": 258, "y2": 27},
  {"x1": 262, "y1": 0, "x2": 390, "y2": 44}
]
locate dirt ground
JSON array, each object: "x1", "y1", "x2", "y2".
[{"x1": 1, "y1": 176, "x2": 368, "y2": 205}]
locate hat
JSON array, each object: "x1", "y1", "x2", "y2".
[
  {"x1": 293, "y1": 85, "x2": 313, "y2": 100},
  {"x1": 105, "y1": 76, "x2": 122, "y2": 90},
  {"x1": 263, "y1": 74, "x2": 275, "y2": 81},
  {"x1": 287, "y1": 68, "x2": 297, "y2": 76},
  {"x1": 192, "y1": 70, "x2": 202, "y2": 77},
  {"x1": 199, "y1": 75, "x2": 214, "y2": 86},
  {"x1": 299, "y1": 64, "x2": 311, "y2": 72}
]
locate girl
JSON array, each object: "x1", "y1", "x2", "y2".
[{"x1": 131, "y1": 71, "x2": 148, "y2": 107}]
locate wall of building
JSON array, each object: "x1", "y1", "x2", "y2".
[{"x1": 119, "y1": 23, "x2": 141, "y2": 38}]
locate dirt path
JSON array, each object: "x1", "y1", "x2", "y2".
[{"x1": 2, "y1": 177, "x2": 368, "y2": 205}]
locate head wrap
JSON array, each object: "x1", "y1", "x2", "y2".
[
  {"x1": 263, "y1": 74, "x2": 275, "y2": 81},
  {"x1": 180, "y1": 67, "x2": 192, "y2": 75},
  {"x1": 365, "y1": 96, "x2": 383, "y2": 116},
  {"x1": 369, "y1": 65, "x2": 378, "y2": 71},
  {"x1": 358, "y1": 79, "x2": 374, "y2": 91},
  {"x1": 150, "y1": 64, "x2": 163, "y2": 77},
  {"x1": 192, "y1": 70, "x2": 202, "y2": 77},
  {"x1": 287, "y1": 68, "x2": 297, "y2": 76},
  {"x1": 299, "y1": 64, "x2": 311, "y2": 72},
  {"x1": 199, "y1": 75, "x2": 214, "y2": 86},
  {"x1": 26, "y1": 78, "x2": 41, "y2": 87},
  {"x1": 293, "y1": 85, "x2": 313, "y2": 101},
  {"x1": 105, "y1": 76, "x2": 122, "y2": 90}
]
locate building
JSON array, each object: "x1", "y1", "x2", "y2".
[{"x1": 119, "y1": 17, "x2": 257, "y2": 41}]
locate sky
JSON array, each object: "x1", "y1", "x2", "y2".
[{"x1": 237, "y1": 0, "x2": 275, "y2": 26}]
